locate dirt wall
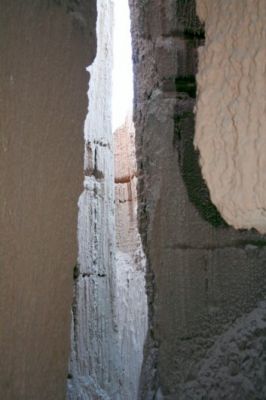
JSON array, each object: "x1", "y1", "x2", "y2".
[
  {"x1": 0, "y1": 1, "x2": 96, "y2": 398},
  {"x1": 129, "y1": 0, "x2": 266, "y2": 398}
]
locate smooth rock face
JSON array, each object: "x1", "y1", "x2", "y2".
[
  {"x1": 0, "y1": 1, "x2": 96, "y2": 399},
  {"x1": 195, "y1": 0, "x2": 266, "y2": 233},
  {"x1": 129, "y1": 0, "x2": 266, "y2": 398}
]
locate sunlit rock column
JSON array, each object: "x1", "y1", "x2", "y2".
[
  {"x1": 0, "y1": 1, "x2": 96, "y2": 399},
  {"x1": 67, "y1": 1, "x2": 119, "y2": 399},
  {"x1": 195, "y1": 0, "x2": 266, "y2": 233}
]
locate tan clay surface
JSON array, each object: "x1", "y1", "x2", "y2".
[
  {"x1": 196, "y1": 0, "x2": 266, "y2": 233},
  {"x1": 0, "y1": 1, "x2": 96, "y2": 398}
]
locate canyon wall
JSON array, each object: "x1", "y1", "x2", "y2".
[
  {"x1": 2, "y1": 1, "x2": 266, "y2": 398},
  {"x1": 195, "y1": 0, "x2": 266, "y2": 234},
  {"x1": 0, "y1": 1, "x2": 96, "y2": 399},
  {"x1": 68, "y1": 3, "x2": 147, "y2": 399},
  {"x1": 67, "y1": 1, "x2": 117, "y2": 398},
  {"x1": 129, "y1": 0, "x2": 266, "y2": 398},
  {"x1": 114, "y1": 118, "x2": 148, "y2": 400}
]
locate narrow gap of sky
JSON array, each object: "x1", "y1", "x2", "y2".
[{"x1": 112, "y1": 0, "x2": 134, "y2": 132}]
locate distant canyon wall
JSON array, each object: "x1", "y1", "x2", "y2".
[{"x1": 114, "y1": 118, "x2": 148, "y2": 400}]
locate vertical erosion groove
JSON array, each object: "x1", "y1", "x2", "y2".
[
  {"x1": 68, "y1": 1, "x2": 147, "y2": 399},
  {"x1": 68, "y1": 1, "x2": 116, "y2": 399}
]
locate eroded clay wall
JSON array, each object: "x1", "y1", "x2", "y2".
[
  {"x1": 195, "y1": 0, "x2": 266, "y2": 234},
  {"x1": 114, "y1": 118, "x2": 147, "y2": 400},
  {"x1": 0, "y1": 1, "x2": 96, "y2": 399},
  {"x1": 68, "y1": 3, "x2": 148, "y2": 398},
  {"x1": 67, "y1": 1, "x2": 117, "y2": 399},
  {"x1": 129, "y1": 0, "x2": 266, "y2": 398}
]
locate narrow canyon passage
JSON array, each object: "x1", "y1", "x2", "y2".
[
  {"x1": 1, "y1": 1, "x2": 266, "y2": 399},
  {"x1": 68, "y1": 1, "x2": 147, "y2": 399}
]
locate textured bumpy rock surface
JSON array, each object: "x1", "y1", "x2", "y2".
[
  {"x1": 129, "y1": 0, "x2": 266, "y2": 398},
  {"x1": 179, "y1": 301, "x2": 266, "y2": 400},
  {"x1": 195, "y1": 0, "x2": 266, "y2": 234},
  {"x1": 0, "y1": 1, "x2": 96, "y2": 399},
  {"x1": 68, "y1": 4, "x2": 147, "y2": 399}
]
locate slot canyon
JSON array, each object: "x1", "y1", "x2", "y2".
[{"x1": 1, "y1": 1, "x2": 266, "y2": 399}]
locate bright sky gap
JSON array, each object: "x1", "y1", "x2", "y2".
[{"x1": 112, "y1": 0, "x2": 134, "y2": 131}]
